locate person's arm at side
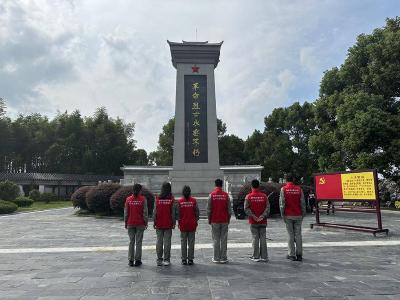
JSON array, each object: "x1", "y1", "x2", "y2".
[
  {"x1": 300, "y1": 190, "x2": 306, "y2": 217},
  {"x1": 124, "y1": 200, "x2": 129, "y2": 229},
  {"x1": 195, "y1": 201, "x2": 200, "y2": 221},
  {"x1": 228, "y1": 194, "x2": 233, "y2": 223},
  {"x1": 143, "y1": 199, "x2": 148, "y2": 228},
  {"x1": 206, "y1": 194, "x2": 212, "y2": 224},
  {"x1": 244, "y1": 196, "x2": 257, "y2": 221},
  {"x1": 153, "y1": 202, "x2": 157, "y2": 229},
  {"x1": 260, "y1": 196, "x2": 270, "y2": 221},
  {"x1": 171, "y1": 200, "x2": 176, "y2": 228},
  {"x1": 279, "y1": 188, "x2": 285, "y2": 218}
]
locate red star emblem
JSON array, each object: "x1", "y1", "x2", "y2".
[{"x1": 192, "y1": 65, "x2": 199, "y2": 73}]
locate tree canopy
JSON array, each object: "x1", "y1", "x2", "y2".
[
  {"x1": 0, "y1": 106, "x2": 148, "y2": 175},
  {"x1": 310, "y1": 17, "x2": 400, "y2": 181}
]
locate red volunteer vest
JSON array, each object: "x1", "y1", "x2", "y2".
[
  {"x1": 125, "y1": 194, "x2": 146, "y2": 226},
  {"x1": 247, "y1": 189, "x2": 268, "y2": 225},
  {"x1": 283, "y1": 182, "x2": 302, "y2": 217},
  {"x1": 210, "y1": 187, "x2": 230, "y2": 223},
  {"x1": 178, "y1": 197, "x2": 197, "y2": 232},
  {"x1": 154, "y1": 196, "x2": 174, "y2": 229}
]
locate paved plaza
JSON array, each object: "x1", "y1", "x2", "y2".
[{"x1": 0, "y1": 207, "x2": 400, "y2": 300}]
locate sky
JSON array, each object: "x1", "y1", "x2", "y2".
[{"x1": 0, "y1": 0, "x2": 399, "y2": 153}]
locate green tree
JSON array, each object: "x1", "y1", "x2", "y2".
[
  {"x1": 149, "y1": 118, "x2": 175, "y2": 166},
  {"x1": 219, "y1": 135, "x2": 246, "y2": 165},
  {"x1": 0, "y1": 106, "x2": 146, "y2": 174},
  {"x1": 243, "y1": 102, "x2": 317, "y2": 183},
  {"x1": 0, "y1": 98, "x2": 6, "y2": 118},
  {"x1": 83, "y1": 107, "x2": 141, "y2": 175},
  {"x1": 0, "y1": 180, "x2": 20, "y2": 201},
  {"x1": 310, "y1": 17, "x2": 400, "y2": 181},
  {"x1": 0, "y1": 99, "x2": 12, "y2": 172}
]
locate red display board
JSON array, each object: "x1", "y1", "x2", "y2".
[
  {"x1": 315, "y1": 171, "x2": 377, "y2": 201},
  {"x1": 311, "y1": 169, "x2": 388, "y2": 236}
]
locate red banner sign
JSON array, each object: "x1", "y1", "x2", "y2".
[{"x1": 315, "y1": 170, "x2": 377, "y2": 201}]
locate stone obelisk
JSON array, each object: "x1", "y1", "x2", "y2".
[{"x1": 167, "y1": 40, "x2": 224, "y2": 195}]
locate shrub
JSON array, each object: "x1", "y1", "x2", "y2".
[
  {"x1": 29, "y1": 189, "x2": 41, "y2": 201},
  {"x1": 0, "y1": 200, "x2": 18, "y2": 214},
  {"x1": 86, "y1": 183, "x2": 121, "y2": 214},
  {"x1": 71, "y1": 186, "x2": 93, "y2": 209},
  {"x1": 40, "y1": 192, "x2": 58, "y2": 203},
  {"x1": 11, "y1": 196, "x2": 34, "y2": 207},
  {"x1": 110, "y1": 185, "x2": 155, "y2": 216},
  {"x1": 0, "y1": 180, "x2": 20, "y2": 201}
]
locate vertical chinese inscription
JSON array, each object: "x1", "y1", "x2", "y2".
[{"x1": 184, "y1": 75, "x2": 208, "y2": 163}]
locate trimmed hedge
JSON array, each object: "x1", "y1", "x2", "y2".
[
  {"x1": 71, "y1": 186, "x2": 94, "y2": 210},
  {"x1": 11, "y1": 196, "x2": 34, "y2": 207},
  {"x1": 0, "y1": 200, "x2": 18, "y2": 214},
  {"x1": 0, "y1": 180, "x2": 20, "y2": 201},
  {"x1": 40, "y1": 192, "x2": 58, "y2": 203},
  {"x1": 110, "y1": 185, "x2": 155, "y2": 216},
  {"x1": 29, "y1": 189, "x2": 41, "y2": 201},
  {"x1": 86, "y1": 183, "x2": 121, "y2": 214}
]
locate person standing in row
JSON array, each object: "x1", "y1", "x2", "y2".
[
  {"x1": 153, "y1": 182, "x2": 176, "y2": 266},
  {"x1": 177, "y1": 185, "x2": 199, "y2": 265},
  {"x1": 124, "y1": 183, "x2": 148, "y2": 267},
  {"x1": 279, "y1": 173, "x2": 306, "y2": 261},
  {"x1": 244, "y1": 179, "x2": 269, "y2": 262},
  {"x1": 207, "y1": 179, "x2": 232, "y2": 264}
]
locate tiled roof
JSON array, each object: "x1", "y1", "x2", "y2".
[{"x1": 0, "y1": 173, "x2": 122, "y2": 182}]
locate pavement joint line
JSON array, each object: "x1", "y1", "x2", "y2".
[
  {"x1": 0, "y1": 207, "x2": 73, "y2": 218},
  {"x1": 1, "y1": 240, "x2": 399, "y2": 254}
]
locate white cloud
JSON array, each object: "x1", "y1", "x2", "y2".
[{"x1": 0, "y1": 0, "x2": 397, "y2": 152}]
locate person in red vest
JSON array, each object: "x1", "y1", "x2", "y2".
[
  {"x1": 279, "y1": 173, "x2": 306, "y2": 261},
  {"x1": 177, "y1": 185, "x2": 199, "y2": 265},
  {"x1": 153, "y1": 182, "x2": 176, "y2": 266},
  {"x1": 207, "y1": 178, "x2": 232, "y2": 264},
  {"x1": 244, "y1": 179, "x2": 270, "y2": 262},
  {"x1": 124, "y1": 183, "x2": 148, "y2": 267}
]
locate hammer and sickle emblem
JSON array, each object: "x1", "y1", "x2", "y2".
[{"x1": 319, "y1": 177, "x2": 326, "y2": 185}]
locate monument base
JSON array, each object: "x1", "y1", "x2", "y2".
[{"x1": 169, "y1": 169, "x2": 224, "y2": 196}]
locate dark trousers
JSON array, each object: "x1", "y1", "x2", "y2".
[{"x1": 180, "y1": 231, "x2": 195, "y2": 260}]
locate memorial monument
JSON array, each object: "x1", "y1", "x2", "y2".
[
  {"x1": 121, "y1": 40, "x2": 263, "y2": 203},
  {"x1": 167, "y1": 41, "x2": 224, "y2": 195}
]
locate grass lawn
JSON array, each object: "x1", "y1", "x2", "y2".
[{"x1": 18, "y1": 201, "x2": 72, "y2": 212}]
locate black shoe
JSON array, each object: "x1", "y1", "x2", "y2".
[
  {"x1": 128, "y1": 260, "x2": 134, "y2": 267},
  {"x1": 157, "y1": 260, "x2": 163, "y2": 266},
  {"x1": 286, "y1": 255, "x2": 296, "y2": 261},
  {"x1": 296, "y1": 255, "x2": 303, "y2": 261},
  {"x1": 182, "y1": 259, "x2": 188, "y2": 265},
  {"x1": 188, "y1": 259, "x2": 194, "y2": 265},
  {"x1": 134, "y1": 260, "x2": 142, "y2": 267}
]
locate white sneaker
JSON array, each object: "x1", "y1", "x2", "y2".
[
  {"x1": 260, "y1": 258, "x2": 269, "y2": 262},
  {"x1": 212, "y1": 258, "x2": 220, "y2": 264},
  {"x1": 249, "y1": 256, "x2": 261, "y2": 262},
  {"x1": 163, "y1": 260, "x2": 170, "y2": 266},
  {"x1": 219, "y1": 259, "x2": 228, "y2": 264}
]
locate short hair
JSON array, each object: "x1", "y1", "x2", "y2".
[
  {"x1": 215, "y1": 179, "x2": 223, "y2": 187},
  {"x1": 251, "y1": 179, "x2": 260, "y2": 189},
  {"x1": 133, "y1": 183, "x2": 142, "y2": 196},
  {"x1": 182, "y1": 185, "x2": 191, "y2": 198},
  {"x1": 285, "y1": 173, "x2": 294, "y2": 182}
]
